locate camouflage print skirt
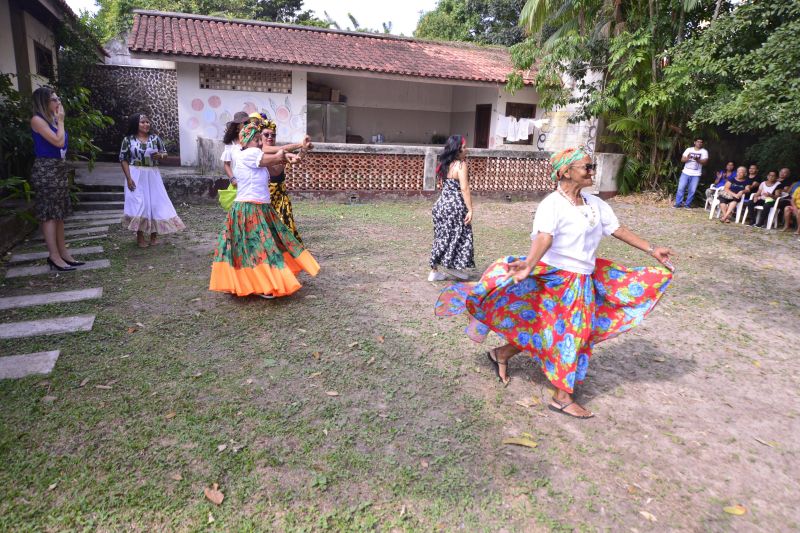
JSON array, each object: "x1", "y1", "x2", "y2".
[{"x1": 29, "y1": 158, "x2": 72, "y2": 221}]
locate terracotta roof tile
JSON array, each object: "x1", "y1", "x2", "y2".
[{"x1": 128, "y1": 11, "x2": 534, "y2": 85}]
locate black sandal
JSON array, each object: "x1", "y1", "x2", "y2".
[
  {"x1": 486, "y1": 350, "x2": 510, "y2": 386},
  {"x1": 548, "y1": 399, "x2": 594, "y2": 419}
]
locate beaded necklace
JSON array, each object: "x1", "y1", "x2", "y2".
[{"x1": 557, "y1": 185, "x2": 597, "y2": 227}]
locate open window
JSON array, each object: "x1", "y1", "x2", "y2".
[{"x1": 34, "y1": 42, "x2": 54, "y2": 80}]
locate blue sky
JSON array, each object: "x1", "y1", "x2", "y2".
[{"x1": 64, "y1": 0, "x2": 439, "y2": 36}]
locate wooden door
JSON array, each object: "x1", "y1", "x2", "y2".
[{"x1": 474, "y1": 104, "x2": 492, "y2": 148}]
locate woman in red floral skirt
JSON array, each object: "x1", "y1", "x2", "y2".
[{"x1": 435, "y1": 148, "x2": 675, "y2": 419}]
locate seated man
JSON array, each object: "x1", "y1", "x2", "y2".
[{"x1": 782, "y1": 179, "x2": 800, "y2": 233}]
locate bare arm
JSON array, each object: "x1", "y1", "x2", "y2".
[
  {"x1": 223, "y1": 161, "x2": 234, "y2": 179},
  {"x1": 505, "y1": 232, "x2": 554, "y2": 282},
  {"x1": 455, "y1": 161, "x2": 473, "y2": 224},
  {"x1": 262, "y1": 135, "x2": 312, "y2": 154},
  {"x1": 120, "y1": 161, "x2": 136, "y2": 191},
  {"x1": 612, "y1": 226, "x2": 675, "y2": 271},
  {"x1": 258, "y1": 149, "x2": 301, "y2": 168},
  {"x1": 31, "y1": 114, "x2": 65, "y2": 147}
]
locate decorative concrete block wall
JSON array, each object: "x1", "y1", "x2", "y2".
[{"x1": 84, "y1": 65, "x2": 179, "y2": 155}]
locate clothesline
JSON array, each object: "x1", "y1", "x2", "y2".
[{"x1": 495, "y1": 116, "x2": 549, "y2": 142}]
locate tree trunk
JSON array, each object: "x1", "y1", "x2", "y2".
[
  {"x1": 713, "y1": 0, "x2": 723, "y2": 20},
  {"x1": 676, "y1": 7, "x2": 685, "y2": 44}
]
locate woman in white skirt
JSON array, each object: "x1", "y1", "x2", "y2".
[{"x1": 119, "y1": 114, "x2": 185, "y2": 247}]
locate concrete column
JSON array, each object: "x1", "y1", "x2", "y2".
[
  {"x1": 594, "y1": 152, "x2": 624, "y2": 198},
  {"x1": 423, "y1": 147, "x2": 437, "y2": 191}
]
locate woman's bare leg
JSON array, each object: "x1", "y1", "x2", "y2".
[{"x1": 42, "y1": 220, "x2": 68, "y2": 267}]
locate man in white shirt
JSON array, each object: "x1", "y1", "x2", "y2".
[{"x1": 674, "y1": 138, "x2": 709, "y2": 208}]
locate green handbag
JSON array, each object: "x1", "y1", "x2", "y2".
[{"x1": 218, "y1": 184, "x2": 237, "y2": 211}]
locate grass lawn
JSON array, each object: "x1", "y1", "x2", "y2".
[{"x1": 1, "y1": 197, "x2": 798, "y2": 531}]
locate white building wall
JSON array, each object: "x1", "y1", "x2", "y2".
[
  {"x1": 24, "y1": 11, "x2": 57, "y2": 89},
  {"x1": 176, "y1": 62, "x2": 307, "y2": 166},
  {"x1": 0, "y1": 0, "x2": 17, "y2": 88},
  {"x1": 450, "y1": 85, "x2": 498, "y2": 147},
  {"x1": 308, "y1": 72, "x2": 453, "y2": 144}
]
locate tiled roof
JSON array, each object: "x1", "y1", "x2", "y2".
[{"x1": 128, "y1": 10, "x2": 534, "y2": 85}]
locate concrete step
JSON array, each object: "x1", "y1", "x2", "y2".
[
  {"x1": 77, "y1": 191, "x2": 125, "y2": 202},
  {"x1": 67, "y1": 211, "x2": 124, "y2": 219},
  {"x1": 78, "y1": 184, "x2": 125, "y2": 193},
  {"x1": 5, "y1": 259, "x2": 110, "y2": 279},
  {"x1": 64, "y1": 218, "x2": 120, "y2": 229},
  {"x1": 0, "y1": 315, "x2": 95, "y2": 339},
  {"x1": 9, "y1": 246, "x2": 104, "y2": 263},
  {"x1": 0, "y1": 287, "x2": 103, "y2": 310},
  {"x1": 74, "y1": 201, "x2": 124, "y2": 212},
  {"x1": 0, "y1": 351, "x2": 60, "y2": 379},
  {"x1": 32, "y1": 226, "x2": 108, "y2": 241}
]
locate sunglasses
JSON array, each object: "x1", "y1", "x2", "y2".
[
  {"x1": 571, "y1": 163, "x2": 596, "y2": 171},
  {"x1": 263, "y1": 132, "x2": 276, "y2": 139}
]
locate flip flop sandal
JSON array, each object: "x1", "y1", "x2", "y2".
[
  {"x1": 486, "y1": 350, "x2": 510, "y2": 386},
  {"x1": 548, "y1": 400, "x2": 594, "y2": 419}
]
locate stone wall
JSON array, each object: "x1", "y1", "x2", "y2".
[{"x1": 84, "y1": 65, "x2": 179, "y2": 155}]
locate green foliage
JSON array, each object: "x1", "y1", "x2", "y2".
[
  {"x1": 92, "y1": 0, "x2": 328, "y2": 42},
  {"x1": 0, "y1": 74, "x2": 34, "y2": 182},
  {"x1": 414, "y1": 0, "x2": 527, "y2": 46},
  {"x1": 744, "y1": 132, "x2": 800, "y2": 176}
]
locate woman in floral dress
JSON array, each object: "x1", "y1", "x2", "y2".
[
  {"x1": 435, "y1": 148, "x2": 675, "y2": 419},
  {"x1": 429, "y1": 135, "x2": 474, "y2": 281},
  {"x1": 119, "y1": 113, "x2": 185, "y2": 247},
  {"x1": 209, "y1": 123, "x2": 320, "y2": 299}
]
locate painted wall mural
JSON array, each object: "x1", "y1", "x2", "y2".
[{"x1": 183, "y1": 93, "x2": 307, "y2": 145}]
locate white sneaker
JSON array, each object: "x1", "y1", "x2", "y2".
[
  {"x1": 443, "y1": 268, "x2": 470, "y2": 280},
  {"x1": 428, "y1": 271, "x2": 447, "y2": 282}
]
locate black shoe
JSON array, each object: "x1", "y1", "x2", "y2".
[
  {"x1": 47, "y1": 258, "x2": 76, "y2": 272},
  {"x1": 63, "y1": 258, "x2": 85, "y2": 266}
]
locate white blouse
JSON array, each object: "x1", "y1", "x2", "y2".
[
  {"x1": 531, "y1": 191, "x2": 620, "y2": 274},
  {"x1": 220, "y1": 143, "x2": 236, "y2": 163},
  {"x1": 233, "y1": 147, "x2": 270, "y2": 203}
]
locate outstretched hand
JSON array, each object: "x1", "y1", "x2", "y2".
[
  {"x1": 504, "y1": 259, "x2": 532, "y2": 284},
  {"x1": 652, "y1": 247, "x2": 676, "y2": 271},
  {"x1": 285, "y1": 152, "x2": 301, "y2": 165}
]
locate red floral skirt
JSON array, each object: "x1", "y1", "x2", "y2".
[{"x1": 435, "y1": 256, "x2": 672, "y2": 393}]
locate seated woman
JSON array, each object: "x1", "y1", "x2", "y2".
[
  {"x1": 748, "y1": 170, "x2": 783, "y2": 227},
  {"x1": 706, "y1": 161, "x2": 735, "y2": 204},
  {"x1": 782, "y1": 182, "x2": 800, "y2": 234},
  {"x1": 718, "y1": 166, "x2": 755, "y2": 223}
]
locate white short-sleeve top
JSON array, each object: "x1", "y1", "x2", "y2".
[
  {"x1": 531, "y1": 190, "x2": 620, "y2": 274},
  {"x1": 220, "y1": 143, "x2": 236, "y2": 163},
  {"x1": 233, "y1": 147, "x2": 270, "y2": 203}
]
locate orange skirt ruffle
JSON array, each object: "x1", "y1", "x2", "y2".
[{"x1": 209, "y1": 250, "x2": 319, "y2": 297}]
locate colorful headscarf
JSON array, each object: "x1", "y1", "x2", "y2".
[
  {"x1": 262, "y1": 118, "x2": 277, "y2": 132},
  {"x1": 550, "y1": 147, "x2": 588, "y2": 181},
  {"x1": 239, "y1": 122, "x2": 261, "y2": 146}
]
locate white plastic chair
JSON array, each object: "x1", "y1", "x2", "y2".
[
  {"x1": 708, "y1": 188, "x2": 723, "y2": 220},
  {"x1": 704, "y1": 185, "x2": 720, "y2": 211},
  {"x1": 736, "y1": 193, "x2": 755, "y2": 224}
]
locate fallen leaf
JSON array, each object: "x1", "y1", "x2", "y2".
[
  {"x1": 752, "y1": 360, "x2": 761, "y2": 368},
  {"x1": 106, "y1": 379, "x2": 118, "y2": 386},
  {"x1": 127, "y1": 327, "x2": 138, "y2": 334},
  {"x1": 204, "y1": 484, "x2": 224, "y2": 505},
  {"x1": 753, "y1": 437, "x2": 774, "y2": 448},
  {"x1": 78, "y1": 378, "x2": 89, "y2": 388},
  {"x1": 246, "y1": 378, "x2": 254, "y2": 385},
  {"x1": 192, "y1": 372, "x2": 203, "y2": 378},
  {"x1": 653, "y1": 357, "x2": 666, "y2": 363},
  {"x1": 308, "y1": 372, "x2": 322, "y2": 379},
  {"x1": 135, "y1": 322, "x2": 145, "y2": 328},
  {"x1": 170, "y1": 472, "x2": 183, "y2": 481},
  {"x1": 164, "y1": 411, "x2": 176, "y2": 420},
  {"x1": 312, "y1": 352, "x2": 321, "y2": 360},
  {"x1": 348, "y1": 341, "x2": 359, "y2": 348},
  {"x1": 420, "y1": 460, "x2": 429, "y2": 469},
  {"x1": 376, "y1": 336, "x2": 385, "y2": 344},
  {"x1": 207, "y1": 513, "x2": 215, "y2": 524},
  {"x1": 41, "y1": 395, "x2": 57, "y2": 403},
  {"x1": 190, "y1": 297, "x2": 201, "y2": 302},
  {"x1": 627, "y1": 485, "x2": 638, "y2": 495},
  {"x1": 521, "y1": 432, "x2": 535, "y2": 440},
  {"x1": 297, "y1": 328, "x2": 307, "y2": 333},
  {"x1": 723, "y1": 505, "x2": 747, "y2": 516},
  {"x1": 639, "y1": 510, "x2": 658, "y2": 522},
  {"x1": 515, "y1": 397, "x2": 540, "y2": 409},
  {"x1": 217, "y1": 444, "x2": 227, "y2": 452},
  {"x1": 95, "y1": 385, "x2": 112, "y2": 390},
  {"x1": 366, "y1": 357, "x2": 376, "y2": 365},
  {"x1": 47, "y1": 482, "x2": 57, "y2": 491},
  {"x1": 502, "y1": 437, "x2": 538, "y2": 449},
  {"x1": 325, "y1": 391, "x2": 339, "y2": 397}
]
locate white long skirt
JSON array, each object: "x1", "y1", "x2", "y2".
[{"x1": 123, "y1": 166, "x2": 186, "y2": 234}]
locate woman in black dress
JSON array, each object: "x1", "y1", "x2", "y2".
[{"x1": 429, "y1": 135, "x2": 474, "y2": 281}]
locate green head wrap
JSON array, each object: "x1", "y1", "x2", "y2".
[
  {"x1": 550, "y1": 147, "x2": 588, "y2": 181},
  {"x1": 239, "y1": 123, "x2": 261, "y2": 146}
]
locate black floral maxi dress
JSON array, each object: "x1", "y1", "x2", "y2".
[{"x1": 430, "y1": 177, "x2": 475, "y2": 270}]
